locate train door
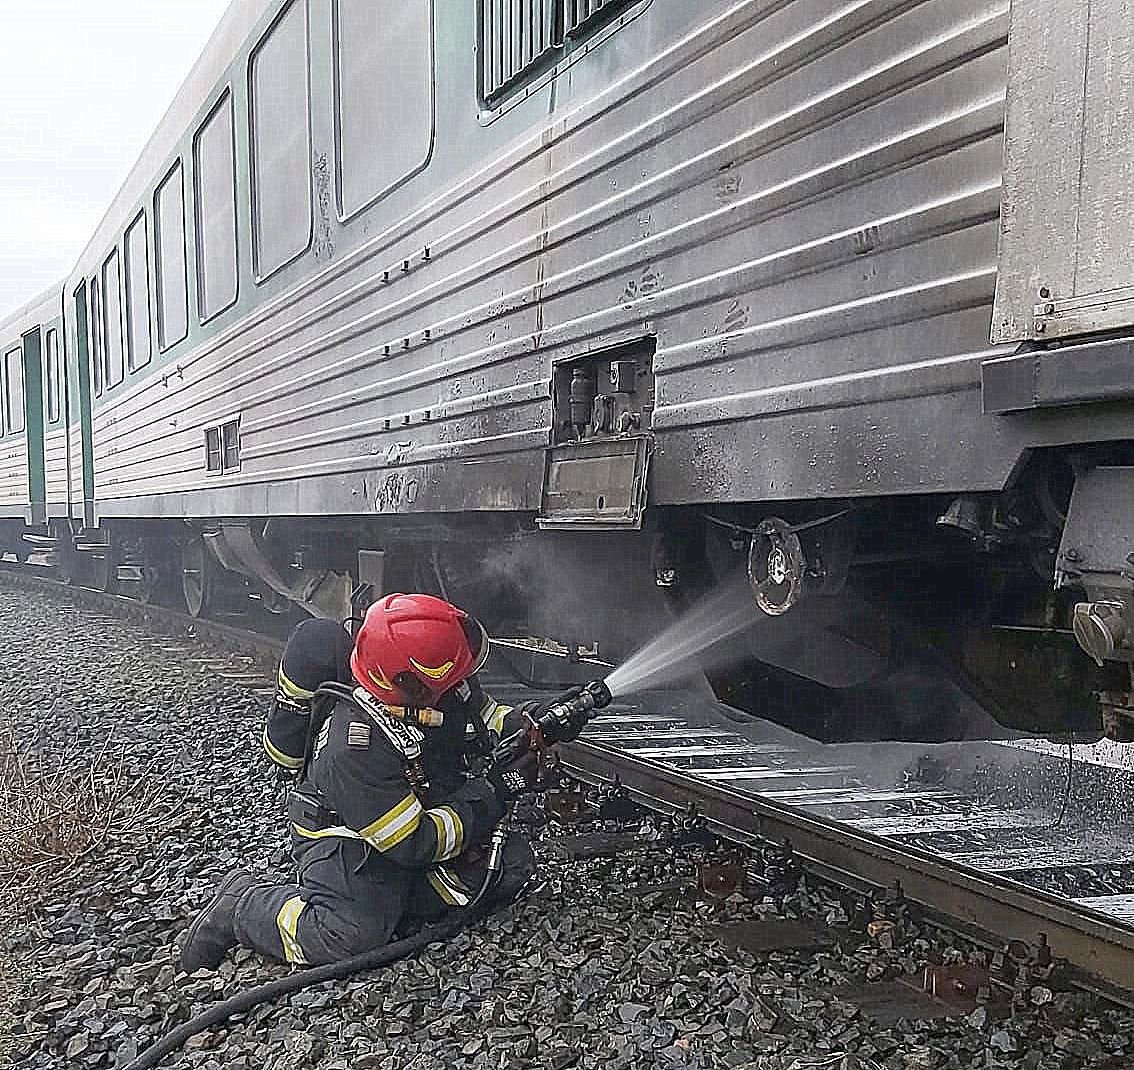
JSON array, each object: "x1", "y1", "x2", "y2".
[
  {"x1": 69, "y1": 282, "x2": 96, "y2": 528},
  {"x1": 41, "y1": 321, "x2": 68, "y2": 518},
  {"x1": 0, "y1": 339, "x2": 21, "y2": 526},
  {"x1": 16, "y1": 328, "x2": 46, "y2": 525}
]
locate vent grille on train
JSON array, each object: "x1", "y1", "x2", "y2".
[
  {"x1": 481, "y1": 0, "x2": 560, "y2": 102},
  {"x1": 564, "y1": 0, "x2": 619, "y2": 35},
  {"x1": 480, "y1": 0, "x2": 633, "y2": 103}
]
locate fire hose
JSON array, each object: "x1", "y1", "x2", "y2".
[{"x1": 124, "y1": 680, "x2": 612, "y2": 1070}]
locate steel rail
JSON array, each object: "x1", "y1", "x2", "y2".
[{"x1": 557, "y1": 737, "x2": 1134, "y2": 1000}]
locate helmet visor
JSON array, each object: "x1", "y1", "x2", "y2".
[{"x1": 462, "y1": 615, "x2": 491, "y2": 676}]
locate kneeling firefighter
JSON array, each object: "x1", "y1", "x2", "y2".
[{"x1": 180, "y1": 593, "x2": 544, "y2": 971}]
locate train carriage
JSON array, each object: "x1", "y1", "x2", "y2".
[
  {"x1": 0, "y1": 288, "x2": 66, "y2": 557},
  {"x1": 20, "y1": 0, "x2": 1134, "y2": 744}
]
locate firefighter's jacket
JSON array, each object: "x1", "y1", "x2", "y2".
[
  {"x1": 262, "y1": 618, "x2": 519, "y2": 888},
  {"x1": 288, "y1": 692, "x2": 506, "y2": 878}
]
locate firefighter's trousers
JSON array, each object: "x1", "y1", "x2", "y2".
[{"x1": 233, "y1": 831, "x2": 535, "y2": 965}]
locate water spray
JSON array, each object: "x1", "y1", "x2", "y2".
[
  {"x1": 478, "y1": 590, "x2": 764, "y2": 911},
  {"x1": 518, "y1": 584, "x2": 763, "y2": 741},
  {"x1": 605, "y1": 581, "x2": 761, "y2": 698}
]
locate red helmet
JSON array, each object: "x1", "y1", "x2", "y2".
[{"x1": 350, "y1": 593, "x2": 489, "y2": 708}]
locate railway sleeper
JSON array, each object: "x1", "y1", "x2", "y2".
[{"x1": 544, "y1": 784, "x2": 1081, "y2": 1022}]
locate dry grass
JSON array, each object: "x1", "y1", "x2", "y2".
[
  {"x1": 0, "y1": 721, "x2": 177, "y2": 1063},
  {"x1": 0, "y1": 725, "x2": 172, "y2": 913}
]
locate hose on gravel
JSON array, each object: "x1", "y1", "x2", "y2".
[{"x1": 124, "y1": 907, "x2": 488, "y2": 1070}]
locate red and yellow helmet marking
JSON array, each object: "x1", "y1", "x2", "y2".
[
  {"x1": 366, "y1": 666, "x2": 396, "y2": 692},
  {"x1": 409, "y1": 657, "x2": 455, "y2": 680}
]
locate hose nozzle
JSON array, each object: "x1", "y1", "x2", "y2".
[{"x1": 530, "y1": 679, "x2": 612, "y2": 745}]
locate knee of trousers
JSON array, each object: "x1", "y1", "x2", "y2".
[
  {"x1": 487, "y1": 834, "x2": 538, "y2": 906},
  {"x1": 233, "y1": 885, "x2": 398, "y2": 966}
]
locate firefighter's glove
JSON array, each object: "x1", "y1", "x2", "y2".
[
  {"x1": 486, "y1": 745, "x2": 542, "y2": 803},
  {"x1": 543, "y1": 688, "x2": 591, "y2": 745}
]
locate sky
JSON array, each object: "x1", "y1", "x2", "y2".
[{"x1": 0, "y1": 0, "x2": 232, "y2": 319}]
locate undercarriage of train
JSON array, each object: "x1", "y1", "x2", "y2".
[{"x1": 20, "y1": 443, "x2": 1134, "y2": 746}]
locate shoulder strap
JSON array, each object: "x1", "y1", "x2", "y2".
[
  {"x1": 306, "y1": 682, "x2": 430, "y2": 797},
  {"x1": 349, "y1": 687, "x2": 425, "y2": 761},
  {"x1": 300, "y1": 683, "x2": 355, "y2": 781},
  {"x1": 308, "y1": 683, "x2": 426, "y2": 759}
]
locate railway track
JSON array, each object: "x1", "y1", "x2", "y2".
[
  {"x1": 5, "y1": 560, "x2": 1134, "y2": 1006},
  {"x1": 547, "y1": 692, "x2": 1134, "y2": 1001}
]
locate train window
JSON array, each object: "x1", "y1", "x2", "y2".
[
  {"x1": 124, "y1": 212, "x2": 153, "y2": 371},
  {"x1": 4, "y1": 346, "x2": 24, "y2": 435},
  {"x1": 249, "y1": 0, "x2": 312, "y2": 280},
  {"x1": 194, "y1": 90, "x2": 238, "y2": 320},
  {"x1": 334, "y1": 0, "x2": 432, "y2": 219},
  {"x1": 154, "y1": 160, "x2": 189, "y2": 350},
  {"x1": 222, "y1": 419, "x2": 240, "y2": 470},
  {"x1": 102, "y1": 248, "x2": 125, "y2": 388},
  {"x1": 89, "y1": 277, "x2": 104, "y2": 396},
  {"x1": 204, "y1": 418, "x2": 240, "y2": 473},
  {"x1": 45, "y1": 328, "x2": 61, "y2": 423},
  {"x1": 205, "y1": 427, "x2": 222, "y2": 472},
  {"x1": 480, "y1": 0, "x2": 633, "y2": 102}
]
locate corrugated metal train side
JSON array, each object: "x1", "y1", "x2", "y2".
[{"x1": 82, "y1": 1, "x2": 1040, "y2": 520}]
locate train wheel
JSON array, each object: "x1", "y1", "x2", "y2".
[
  {"x1": 53, "y1": 523, "x2": 80, "y2": 585},
  {"x1": 135, "y1": 565, "x2": 165, "y2": 605},
  {"x1": 119, "y1": 533, "x2": 174, "y2": 606},
  {"x1": 89, "y1": 536, "x2": 118, "y2": 594},
  {"x1": 180, "y1": 537, "x2": 215, "y2": 618}
]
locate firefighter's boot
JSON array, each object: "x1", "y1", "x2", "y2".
[{"x1": 180, "y1": 870, "x2": 257, "y2": 972}]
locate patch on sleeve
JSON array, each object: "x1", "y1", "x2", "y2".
[{"x1": 347, "y1": 721, "x2": 372, "y2": 749}]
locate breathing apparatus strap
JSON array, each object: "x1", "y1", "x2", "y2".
[
  {"x1": 306, "y1": 682, "x2": 431, "y2": 798},
  {"x1": 299, "y1": 683, "x2": 353, "y2": 782}
]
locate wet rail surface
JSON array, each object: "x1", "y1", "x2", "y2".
[
  {"x1": 566, "y1": 693, "x2": 1134, "y2": 926},
  {"x1": 488, "y1": 680, "x2": 1134, "y2": 998}
]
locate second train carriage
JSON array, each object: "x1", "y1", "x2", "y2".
[
  {"x1": 0, "y1": 288, "x2": 67, "y2": 557},
  {"x1": 15, "y1": 0, "x2": 1134, "y2": 744}
]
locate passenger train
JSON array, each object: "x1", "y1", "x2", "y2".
[{"x1": 4, "y1": 0, "x2": 1134, "y2": 743}]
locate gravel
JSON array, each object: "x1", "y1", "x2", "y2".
[{"x1": 3, "y1": 575, "x2": 1134, "y2": 1070}]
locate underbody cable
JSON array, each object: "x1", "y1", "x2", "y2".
[
  {"x1": 1047, "y1": 740, "x2": 1075, "y2": 829},
  {"x1": 702, "y1": 507, "x2": 854, "y2": 537}
]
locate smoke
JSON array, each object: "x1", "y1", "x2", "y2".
[{"x1": 448, "y1": 531, "x2": 672, "y2": 661}]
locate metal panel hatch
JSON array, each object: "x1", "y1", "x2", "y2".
[
  {"x1": 993, "y1": 0, "x2": 1134, "y2": 344},
  {"x1": 537, "y1": 435, "x2": 651, "y2": 530}
]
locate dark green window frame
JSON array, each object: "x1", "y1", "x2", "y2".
[
  {"x1": 45, "y1": 328, "x2": 61, "y2": 423},
  {"x1": 4, "y1": 345, "x2": 25, "y2": 435}
]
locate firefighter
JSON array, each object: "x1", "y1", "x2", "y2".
[{"x1": 179, "y1": 594, "x2": 541, "y2": 971}]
